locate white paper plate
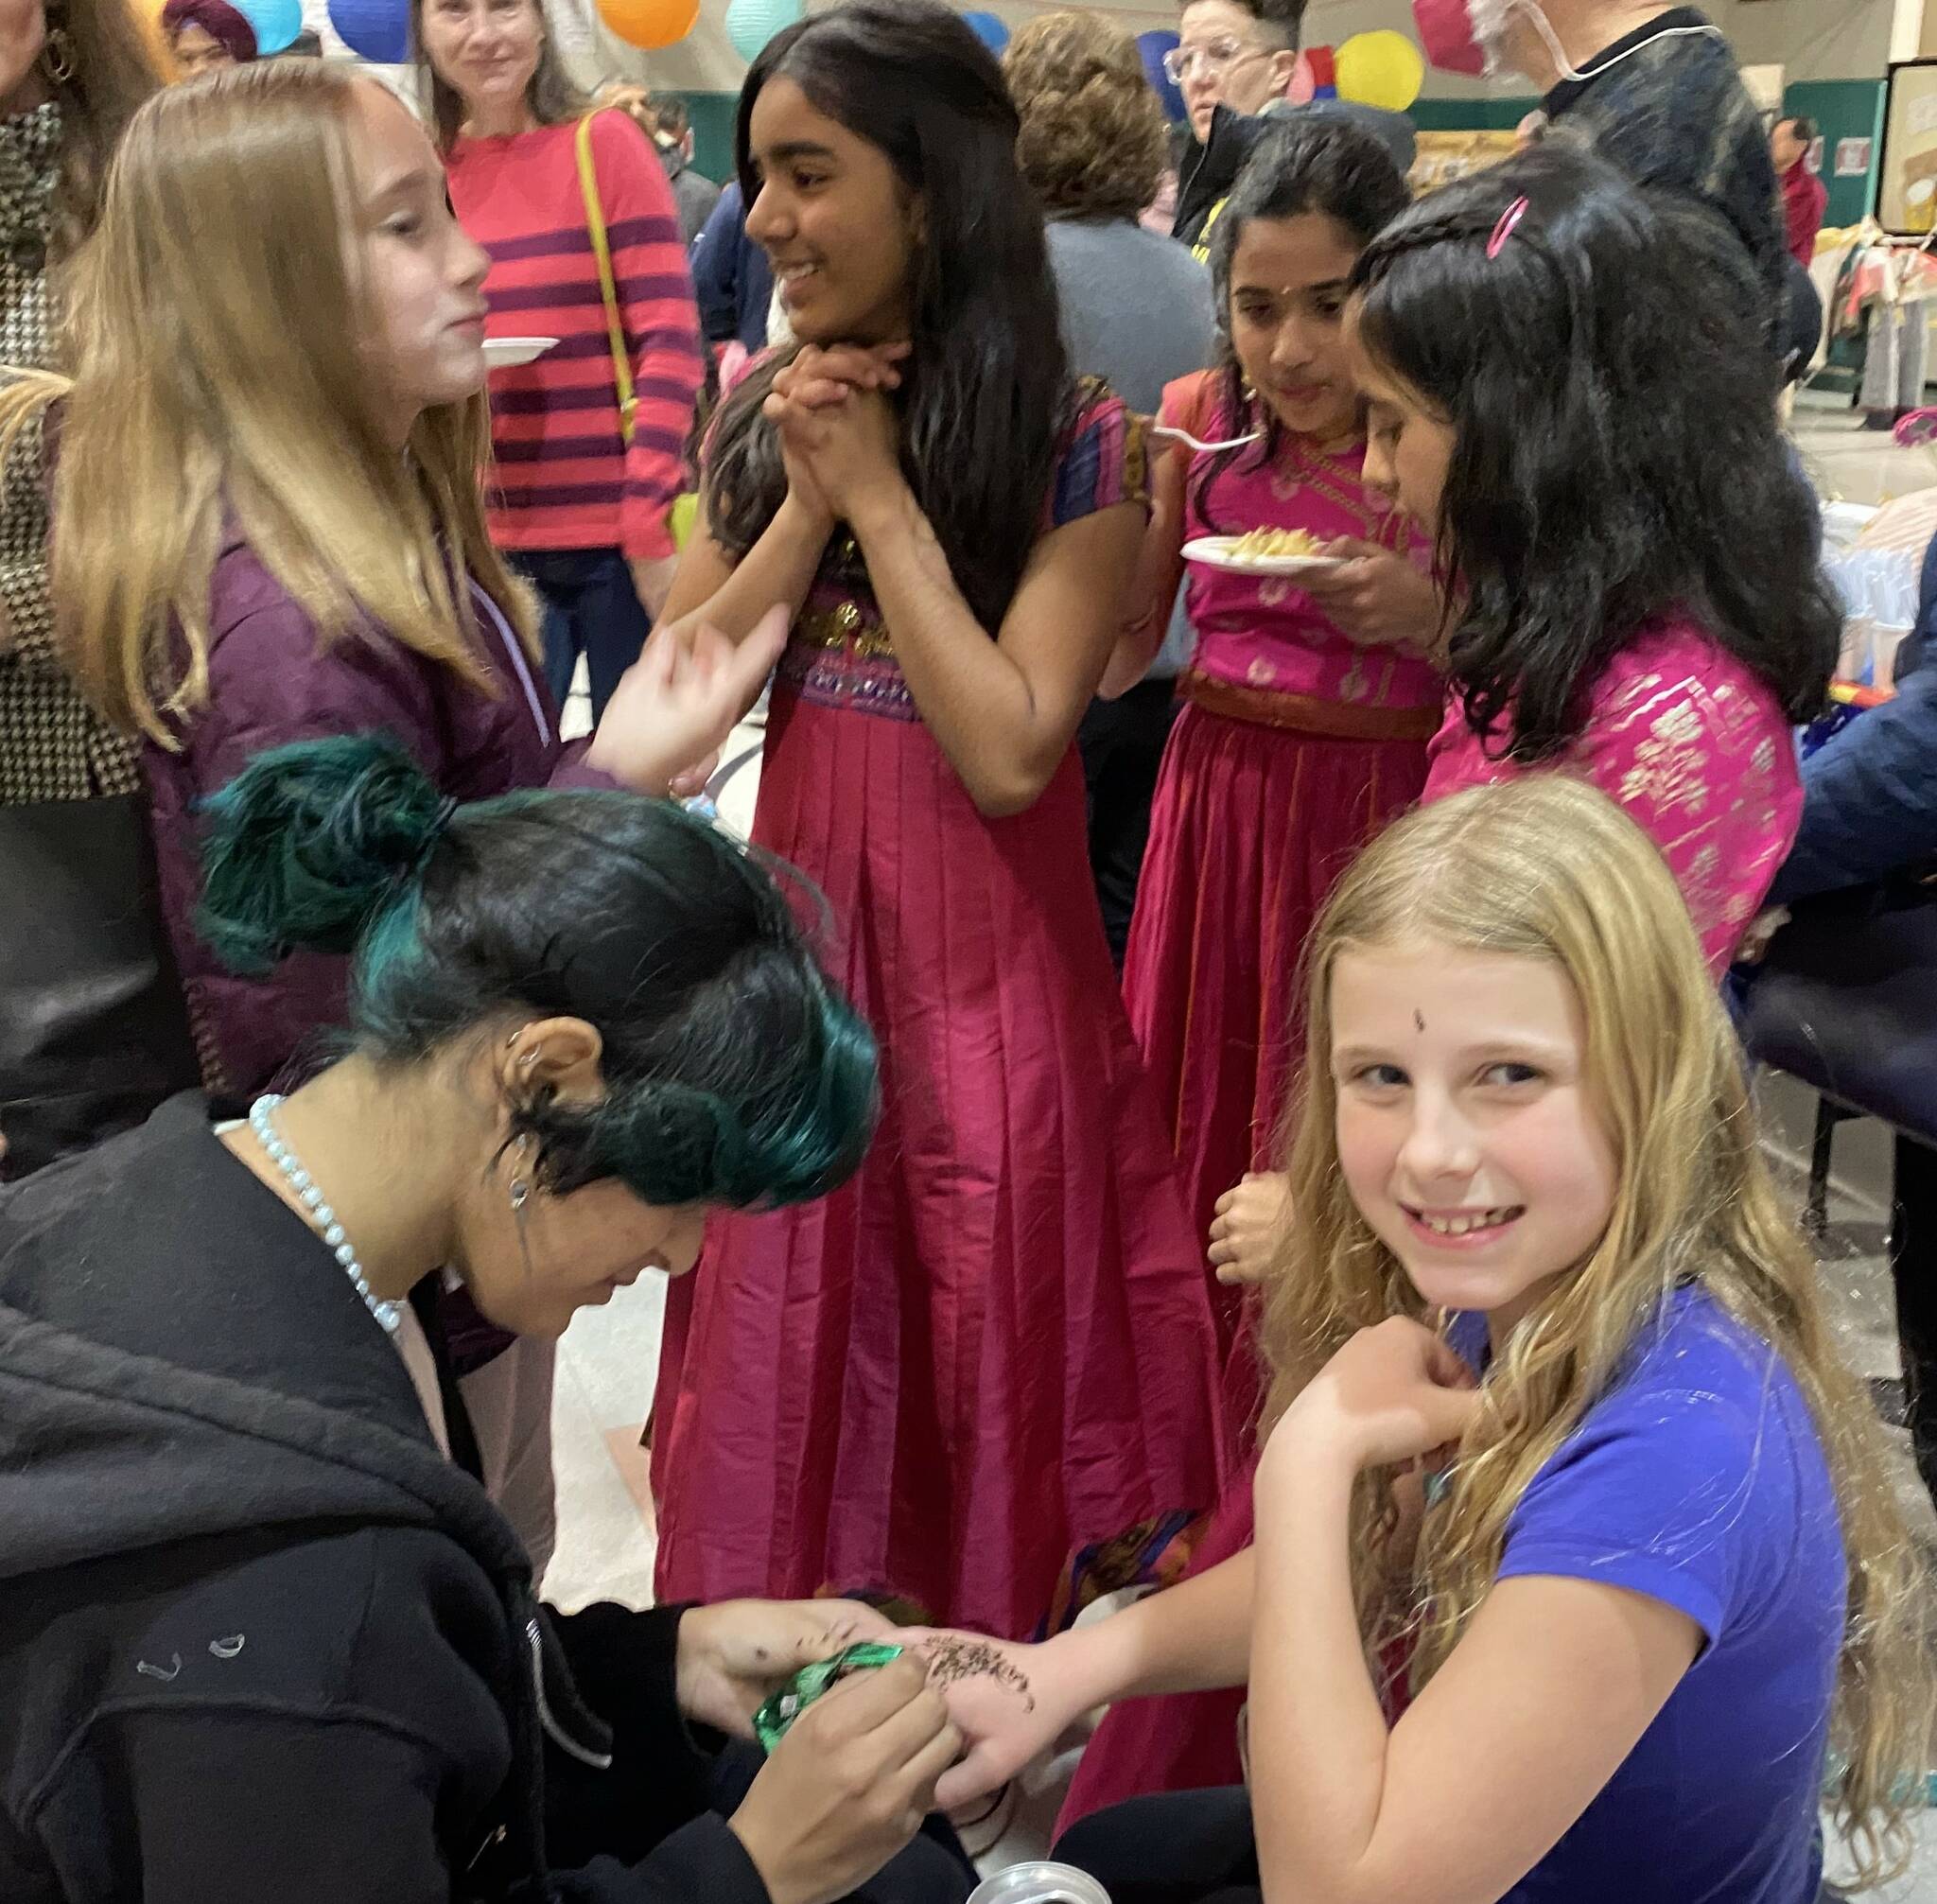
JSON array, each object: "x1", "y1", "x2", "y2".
[
  {"x1": 483, "y1": 336, "x2": 560, "y2": 369},
  {"x1": 1181, "y1": 534, "x2": 1344, "y2": 577}
]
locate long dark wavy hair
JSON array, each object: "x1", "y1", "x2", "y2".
[
  {"x1": 1189, "y1": 115, "x2": 1410, "y2": 535},
  {"x1": 704, "y1": 0, "x2": 1069, "y2": 633},
  {"x1": 1351, "y1": 144, "x2": 1837, "y2": 761}
]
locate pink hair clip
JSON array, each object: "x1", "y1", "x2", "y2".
[{"x1": 1487, "y1": 196, "x2": 1530, "y2": 260}]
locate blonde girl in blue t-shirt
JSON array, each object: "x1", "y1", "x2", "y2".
[{"x1": 906, "y1": 775, "x2": 1930, "y2": 1904}]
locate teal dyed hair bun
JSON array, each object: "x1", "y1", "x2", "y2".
[
  {"x1": 196, "y1": 734, "x2": 880, "y2": 1214},
  {"x1": 197, "y1": 732, "x2": 450, "y2": 975}
]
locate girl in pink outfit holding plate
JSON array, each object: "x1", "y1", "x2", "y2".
[{"x1": 1116, "y1": 119, "x2": 1443, "y2": 1362}]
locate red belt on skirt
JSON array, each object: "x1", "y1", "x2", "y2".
[{"x1": 1180, "y1": 667, "x2": 1442, "y2": 742}]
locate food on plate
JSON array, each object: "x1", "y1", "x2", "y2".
[{"x1": 1229, "y1": 527, "x2": 1324, "y2": 563}]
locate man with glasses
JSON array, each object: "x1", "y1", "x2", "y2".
[{"x1": 1168, "y1": 0, "x2": 1413, "y2": 254}]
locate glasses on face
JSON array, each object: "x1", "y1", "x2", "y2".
[{"x1": 1162, "y1": 38, "x2": 1265, "y2": 86}]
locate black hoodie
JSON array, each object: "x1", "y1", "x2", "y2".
[{"x1": 0, "y1": 1095, "x2": 771, "y2": 1902}]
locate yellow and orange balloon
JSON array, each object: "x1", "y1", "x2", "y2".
[
  {"x1": 597, "y1": 0, "x2": 699, "y2": 50},
  {"x1": 1335, "y1": 29, "x2": 1425, "y2": 114}
]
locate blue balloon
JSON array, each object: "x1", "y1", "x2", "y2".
[
  {"x1": 327, "y1": 0, "x2": 409, "y2": 61},
  {"x1": 1137, "y1": 28, "x2": 1185, "y2": 124},
  {"x1": 724, "y1": 0, "x2": 802, "y2": 63},
  {"x1": 233, "y1": 0, "x2": 303, "y2": 54},
  {"x1": 962, "y1": 9, "x2": 1007, "y2": 54}
]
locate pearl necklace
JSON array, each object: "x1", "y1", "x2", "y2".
[{"x1": 249, "y1": 1093, "x2": 403, "y2": 1336}]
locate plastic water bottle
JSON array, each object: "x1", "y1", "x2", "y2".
[{"x1": 967, "y1": 1863, "x2": 1110, "y2": 1904}]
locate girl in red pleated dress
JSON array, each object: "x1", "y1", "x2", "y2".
[
  {"x1": 1069, "y1": 117, "x2": 1445, "y2": 1819},
  {"x1": 646, "y1": 0, "x2": 1225, "y2": 1642},
  {"x1": 1118, "y1": 117, "x2": 1443, "y2": 1356}
]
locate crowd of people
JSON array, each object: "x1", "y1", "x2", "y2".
[{"x1": 0, "y1": 0, "x2": 1934, "y2": 1900}]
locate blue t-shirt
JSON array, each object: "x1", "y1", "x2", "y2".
[{"x1": 1448, "y1": 1285, "x2": 1845, "y2": 1904}]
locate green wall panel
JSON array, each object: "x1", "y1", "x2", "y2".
[
  {"x1": 660, "y1": 89, "x2": 739, "y2": 189},
  {"x1": 1784, "y1": 78, "x2": 1885, "y2": 229},
  {"x1": 1409, "y1": 95, "x2": 1543, "y2": 132}
]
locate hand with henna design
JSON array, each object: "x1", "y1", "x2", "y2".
[{"x1": 901, "y1": 1629, "x2": 1087, "y2": 1809}]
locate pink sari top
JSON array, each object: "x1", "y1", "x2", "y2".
[
  {"x1": 1423, "y1": 618, "x2": 1803, "y2": 973},
  {"x1": 1163, "y1": 371, "x2": 1440, "y2": 715}
]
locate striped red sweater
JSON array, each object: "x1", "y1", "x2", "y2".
[{"x1": 449, "y1": 112, "x2": 702, "y2": 562}]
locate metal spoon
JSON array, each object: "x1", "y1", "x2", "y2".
[{"x1": 1150, "y1": 424, "x2": 1263, "y2": 455}]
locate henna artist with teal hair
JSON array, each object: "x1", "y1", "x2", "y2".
[{"x1": 0, "y1": 734, "x2": 977, "y2": 1904}]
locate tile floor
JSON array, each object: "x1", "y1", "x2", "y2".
[
  {"x1": 545, "y1": 421, "x2": 1937, "y2": 1891},
  {"x1": 1794, "y1": 386, "x2": 1937, "y2": 510}
]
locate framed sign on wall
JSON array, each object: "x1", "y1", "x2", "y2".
[{"x1": 1878, "y1": 59, "x2": 1937, "y2": 235}]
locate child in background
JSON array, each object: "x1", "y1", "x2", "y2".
[
  {"x1": 1350, "y1": 142, "x2": 1835, "y2": 975},
  {"x1": 1072, "y1": 117, "x2": 1443, "y2": 1822},
  {"x1": 1115, "y1": 117, "x2": 1443, "y2": 1357},
  {"x1": 0, "y1": 61, "x2": 777, "y2": 1568},
  {"x1": 919, "y1": 778, "x2": 1931, "y2": 1904}
]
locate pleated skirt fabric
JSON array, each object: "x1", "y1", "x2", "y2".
[{"x1": 651, "y1": 676, "x2": 1229, "y2": 1639}]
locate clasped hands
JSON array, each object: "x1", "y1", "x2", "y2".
[{"x1": 764, "y1": 341, "x2": 912, "y2": 530}]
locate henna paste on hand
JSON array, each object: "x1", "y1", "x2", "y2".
[{"x1": 917, "y1": 1635, "x2": 1037, "y2": 1712}]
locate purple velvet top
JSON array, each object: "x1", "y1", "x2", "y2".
[{"x1": 142, "y1": 528, "x2": 602, "y2": 1104}]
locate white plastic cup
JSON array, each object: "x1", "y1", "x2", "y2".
[{"x1": 967, "y1": 1862, "x2": 1111, "y2": 1904}]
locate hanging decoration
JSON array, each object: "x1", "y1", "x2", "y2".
[
  {"x1": 961, "y1": 9, "x2": 1007, "y2": 55},
  {"x1": 327, "y1": 0, "x2": 410, "y2": 63},
  {"x1": 724, "y1": 0, "x2": 803, "y2": 63},
  {"x1": 1334, "y1": 30, "x2": 1425, "y2": 114},
  {"x1": 232, "y1": 0, "x2": 302, "y2": 55},
  {"x1": 1136, "y1": 29, "x2": 1184, "y2": 124},
  {"x1": 596, "y1": 0, "x2": 699, "y2": 52}
]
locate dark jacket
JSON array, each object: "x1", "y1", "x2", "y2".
[
  {"x1": 0, "y1": 1094, "x2": 772, "y2": 1902},
  {"x1": 657, "y1": 141, "x2": 723, "y2": 249},
  {"x1": 1541, "y1": 7, "x2": 1800, "y2": 358},
  {"x1": 1770, "y1": 532, "x2": 1937, "y2": 906},
  {"x1": 691, "y1": 181, "x2": 774, "y2": 353}
]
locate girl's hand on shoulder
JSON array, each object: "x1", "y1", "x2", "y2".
[
  {"x1": 585, "y1": 604, "x2": 786, "y2": 794},
  {"x1": 1264, "y1": 1316, "x2": 1479, "y2": 1481},
  {"x1": 1302, "y1": 538, "x2": 1446, "y2": 654},
  {"x1": 1207, "y1": 1170, "x2": 1291, "y2": 1286}
]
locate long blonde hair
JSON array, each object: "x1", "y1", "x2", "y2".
[
  {"x1": 0, "y1": 61, "x2": 535, "y2": 748},
  {"x1": 1259, "y1": 776, "x2": 1932, "y2": 1886}
]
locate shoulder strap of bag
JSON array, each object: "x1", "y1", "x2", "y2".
[{"x1": 576, "y1": 113, "x2": 637, "y2": 447}]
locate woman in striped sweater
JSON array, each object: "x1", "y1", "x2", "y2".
[{"x1": 415, "y1": 0, "x2": 703, "y2": 719}]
